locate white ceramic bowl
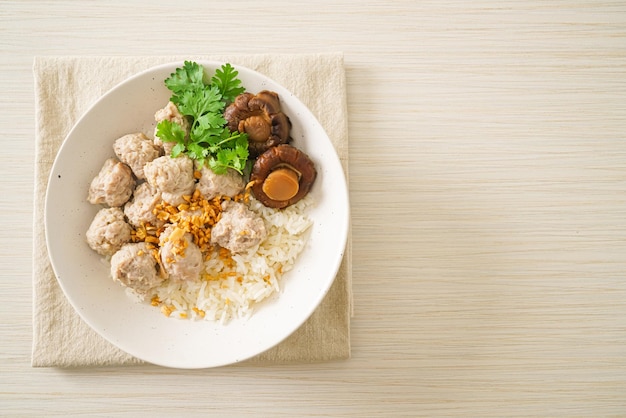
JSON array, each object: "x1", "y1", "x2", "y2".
[{"x1": 45, "y1": 61, "x2": 349, "y2": 369}]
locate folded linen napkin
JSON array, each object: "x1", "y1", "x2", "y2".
[{"x1": 32, "y1": 54, "x2": 351, "y2": 367}]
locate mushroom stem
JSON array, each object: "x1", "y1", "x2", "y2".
[
  {"x1": 262, "y1": 168, "x2": 300, "y2": 201},
  {"x1": 242, "y1": 115, "x2": 271, "y2": 142}
]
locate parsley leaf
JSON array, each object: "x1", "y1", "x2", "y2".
[
  {"x1": 156, "y1": 119, "x2": 186, "y2": 146},
  {"x1": 207, "y1": 131, "x2": 249, "y2": 174},
  {"x1": 164, "y1": 61, "x2": 205, "y2": 98},
  {"x1": 156, "y1": 120, "x2": 187, "y2": 157},
  {"x1": 211, "y1": 63, "x2": 245, "y2": 103},
  {"x1": 176, "y1": 85, "x2": 224, "y2": 117},
  {"x1": 171, "y1": 142, "x2": 186, "y2": 158},
  {"x1": 160, "y1": 62, "x2": 249, "y2": 174}
]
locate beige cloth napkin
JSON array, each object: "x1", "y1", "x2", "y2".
[{"x1": 32, "y1": 54, "x2": 351, "y2": 367}]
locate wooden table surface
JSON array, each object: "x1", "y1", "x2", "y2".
[{"x1": 2, "y1": 1, "x2": 626, "y2": 416}]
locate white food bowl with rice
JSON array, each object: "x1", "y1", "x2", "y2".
[{"x1": 45, "y1": 61, "x2": 349, "y2": 369}]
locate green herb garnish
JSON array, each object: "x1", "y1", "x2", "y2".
[{"x1": 156, "y1": 61, "x2": 248, "y2": 174}]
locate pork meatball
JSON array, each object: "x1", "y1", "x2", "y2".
[
  {"x1": 143, "y1": 155, "x2": 195, "y2": 206},
  {"x1": 86, "y1": 207, "x2": 132, "y2": 256},
  {"x1": 159, "y1": 225, "x2": 203, "y2": 282},
  {"x1": 210, "y1": 201, "x2": 267, "y2": 254},
  {"x1": 113, "y1": 132, "x2": 161, "y2": 180},
  {"x1": 87, "y1": 158, "x2": 135, "y2": 207},
  {"x1": 123, "y1": 182, "x2": 163, "y2": 228},
  {"x1": 110, "y1": 242, "x2": 162, "y2": 297},
  {"x1": 154, "y1": 101, "x2": 189, "y2": 155},
  {"x1": 195, "y1": 162, "x2": 245, "y2": 200}
]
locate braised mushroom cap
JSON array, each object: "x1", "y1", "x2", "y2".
[
  {"x1": 251, "y1": 144, "x2": 317, "y2": 209},
  {"x1": 224, "y1": 90, "x2": 291, "y2": 157}
]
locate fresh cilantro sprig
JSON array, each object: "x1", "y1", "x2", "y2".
[
  {"x1": 211, "y1": 63, "x2": 245, "y2": 103},
  {"x1": 157, "y1": 61, "x2": 248, "y2": 174}
]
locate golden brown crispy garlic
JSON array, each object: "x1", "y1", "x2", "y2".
[{"x1": 224, "y1": 90, "x2": 291, "y2": 157}]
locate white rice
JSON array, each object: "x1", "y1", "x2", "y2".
[{"x1": 151, "y1": 195, "x2": 313, "y2": 323}]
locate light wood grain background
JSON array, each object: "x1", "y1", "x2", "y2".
[{"x1": 2, "y1": 0, "x2": 626, "y2": 416}]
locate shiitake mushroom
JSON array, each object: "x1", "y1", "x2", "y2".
[
  {"x1": 224, "y1": 90, "x2": 291, "y2": 157},
  {"x1": 250, "y1": 144, "x2": 317, "y2": 209}
]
